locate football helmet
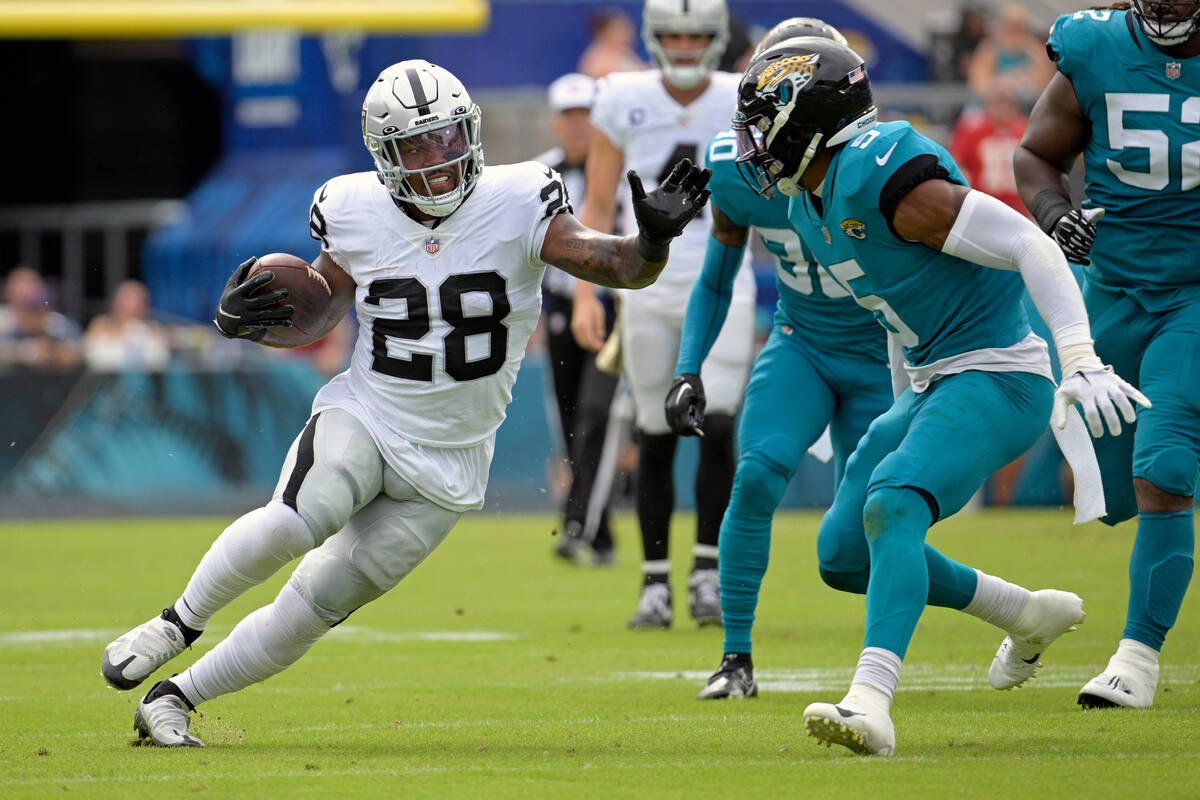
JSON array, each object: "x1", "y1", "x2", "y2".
[
  {"x1": 362, "y1": 60, "x2": 483, "y2": 217},
  {"x1": 733, "y1": 37, "x2": 877, "y2": 197},
  {"x1": 1131, "y1": 0, "x2": 1200, "y2": 46},
  {"x1": 751, "y1": 16, "x2": 848, "y2": 61},
  {"x1": 642, "y1": 0, "x2": 730, "y2": 90}
]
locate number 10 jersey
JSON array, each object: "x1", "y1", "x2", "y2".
[{"x1": 306, "y1": 162, "x2": 565, "y2": 509}]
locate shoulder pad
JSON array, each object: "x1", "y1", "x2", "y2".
[
  {"x1": 1048, "y1": 9, "x2": 1129, "y2": 77},
  {"x1": 833, "y1": 121, "x2": 917, "y2": 200}
]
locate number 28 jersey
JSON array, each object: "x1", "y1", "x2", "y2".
[
  {"x1": 308, "y1": 162, "x2": 564, "y2": 458},
  {"x1": 591, "y1": 69, "x2": 754, "y2": 307},
  {"x1": 1050, "y1": 9, "x2": 1200, "y2": 296}
]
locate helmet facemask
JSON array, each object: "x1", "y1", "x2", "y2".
[
  {"x1": 365, "y1": 107, "x2": 483, "y2": 217},
  {"x1": 1132, "y1": 0, "x2": 1200, "y2": 45}
]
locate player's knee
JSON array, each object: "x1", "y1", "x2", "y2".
[
  {"x1": 1136, "y1": 447, "x2": 1199, "y2": 507},
  {"x1": 861, "y1": 487, "x2": 931, "y2": 544},
  {"x1": 732, "y1": 451, "x2": 791, "y2": 512},
  {"x1": 291, "y1": 563, "x2": 382, "y2": 626},
  {"x1": 292, "y1": 471, "x2": 365, "y2": 541},
  {"x1": 819, "y1": 565, "x2": 869, "y2": 595},
  {"x1": 816, "y1": 505, "x2": 869, "y2": 577}
]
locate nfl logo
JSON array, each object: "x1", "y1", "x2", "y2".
[
  {"x1": 1167, "y1": 61, "x2": 1182, "y2": 79},
  {"x1": 425, "y1": 237, "x2": 440, "y2": 255}
]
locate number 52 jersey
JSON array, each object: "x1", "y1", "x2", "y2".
[
  {"x1": 1049, "y1": 8, "x2": 1200, "y2": 296},
  {"x1": 306, "y1": 162, "x2": 567, "y2": 508}
]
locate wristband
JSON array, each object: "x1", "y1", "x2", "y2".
[{"x1": 1030, "y1": 189, "x2": 1072, "y2": 234}]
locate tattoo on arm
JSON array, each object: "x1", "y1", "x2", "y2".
[{"x1": 541, "y1": 214, "x2": 662, "y2": 289}]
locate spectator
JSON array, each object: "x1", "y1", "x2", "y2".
[
  {"x1": 966, "y1": 3, "x2": 1055, "y2": 110},
  {"x1": 83, "y1": 280, "x2": 172, "y2": 372},
  {"x1": 948, "y1": 81, "x2": 1030, "y2": 215},
  {"x1": 947, "y1": 2, "x2": 990, "y2": 82},
  {"x1": 0, "y1": 266, "x2": 82, "y2": 370},
  {"x1": 578, "y1": 7, "x2": 644, "y2": 78}
]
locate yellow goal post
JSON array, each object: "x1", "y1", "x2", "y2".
[{"x1": 0, "y1": 0, "x2": 489, "y2": 38}]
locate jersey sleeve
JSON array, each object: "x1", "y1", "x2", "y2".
[
  {"x1": 308, "y1": 175, "x2": 358, "y2": 276},
  {"x1": 1046, "y1": 11, "x2": 1108, "y2": 81},
  {"x1": 520, "y1": 162, "x2": 573, "y2": 263},
  {"x1": 589, "y1": 74, "x2": 626, "y2": 149},
  {"x1": 704, "y1": 129, "x2": 753, "y2": 227}
]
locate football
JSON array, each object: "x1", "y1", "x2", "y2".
[{"x1": 247, "y1": 253, "x2": 333, "y2": 346}]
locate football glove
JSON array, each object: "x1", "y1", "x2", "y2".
[
  {"x1": 213, "y1": 257, "x2": 294, "y2": 339},
  {"x1": 1052, "y1": 352, "x2": 1150, "y2": 438},
  {"x1": 665, "y1": 373, "x2": 705, "y2": 437},
  {"x1": 1049, "y1": 207, "x2": 1105, "y2": 265},
  {"x1": 629, "y1": 158, "x2": 711, "y2": 261}
]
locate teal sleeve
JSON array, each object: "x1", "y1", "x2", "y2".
[{"x1": 675, "y1": 234, "x2": 746, "y2": 375}]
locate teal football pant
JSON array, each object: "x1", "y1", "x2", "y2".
[
  {"x1": 719, "y1": 322, "x2": 891, "y2": 654},
  {"x1": 817, "y1": 369, "x2": 1053, "y2": 657}
]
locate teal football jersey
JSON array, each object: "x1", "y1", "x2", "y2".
[
  {"x1": 1049, "y1": 9, "x2": 1200, "y2": 296},
  {"x1": 787, "y1": 121, "x2": 1030, "y2": 368},
  {"x1": 705, "y1": 130, "x2": 884, "y2": 361}
]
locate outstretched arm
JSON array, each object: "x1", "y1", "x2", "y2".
[
  {"x1": 541, "y1": 159, "x2": 711, "y2": 290},
  {"x1": 571, "y1": 128, "x2": 625, "y2": 350}
]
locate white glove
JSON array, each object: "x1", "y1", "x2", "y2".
[{"x1": 1052, "y1": 349, "x2": 1150, "y2": 438}]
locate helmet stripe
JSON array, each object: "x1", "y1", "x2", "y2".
[{"x1": 405, "y1": 67, "x2": 432, "y2": 116}]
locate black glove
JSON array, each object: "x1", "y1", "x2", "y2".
[
  {"x1": 628, "y1": 158, "x2": 712, "y2": 262},
  {"x1": 213, "y1": 257, "x2": 294, "y2": 339},
  {"x1": 665, "y1": 373, "x2": 705, "y2": 437},
  {"x1": 1050, "y1": 208, "x2": 1105, "y2": 265}
]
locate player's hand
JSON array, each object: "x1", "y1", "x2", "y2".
[
  {"x1": 629, "y1": 158, "x2": 711, "y2": 259},
  {"x1": 213, "y1": 257, "x2": 295, "y2": 339},
  {"x1": 571, "y1": 291, "x2": 607, "y2": 352},
  {"x1": 1050, "y1": 207, "x2": 1104, "y2": 265},
  {"x1": 665, "y1": 373, "x2": 706, "y2": 437},
  {"x1": 1052, "y1": 358, "x2": 1150, "y2": 438}
]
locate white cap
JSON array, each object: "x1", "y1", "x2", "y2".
[{"x1": 547, "y1": 73, "x2": 596, "y2": 112}]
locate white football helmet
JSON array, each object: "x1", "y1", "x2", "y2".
[
  {"x1": 642, "y1": 0, "x2": 730, "y2": 90},
  {"x1": 362, "y1": 60, "x2": 483, "y2": 217}
]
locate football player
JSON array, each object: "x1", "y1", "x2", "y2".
[
  {"x1": 735, "y1": 38, "x2": 1146, "y2": 754},
  {"x1": 100, "y1": 60, "x2": 711, "y2": 747},
  {"x1": 674, "y1": 18, "x2": 893, "y2": 701},
  {"x1": 1014, "y1": 1, "x2": 1200, "y2": 709},
  {"x1": 573, "y1": 0, "x2": 755, "y2": 629}
]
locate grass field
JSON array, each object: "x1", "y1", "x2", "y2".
[{"x1": 1, "y1": 509, "x2": 1197, "y2": 798}]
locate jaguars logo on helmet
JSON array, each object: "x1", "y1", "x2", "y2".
[{"x1": 734, "y1": 37, "x2": 877, "y2": 197}]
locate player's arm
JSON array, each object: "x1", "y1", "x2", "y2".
[
  {"x1": 664, "y1": 205, "x2": 749, "y2": 436},
  {"x1": 213, "y1": 252, "x2": 355, "y2": 348},
  {"x1": 541, "y1": 159, "x2": 711, "y2": 290},
  {"x1": 571, "y1": 128, "x2": 625, "y2": 350},
  {"x1": 1013, "y1": 73, "x2": 1104, "y2": 264},
  {"x1": 892, "y1": 178, "x2": 1149, "y2": 438}
]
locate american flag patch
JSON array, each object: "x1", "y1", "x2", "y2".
[{"x1": 848, "y1": 66, "x2": 865, "y2": 84}]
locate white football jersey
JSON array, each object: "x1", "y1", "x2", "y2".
[
  {"x1": 306, "y1": 162, "x2": 566, "y2": 509},
  {"x1": 532, "y1": 146, "x2": 584, "y2": 298},
  {"x1": 591, "y1": 69, "x2": 754, "y2": 312}
]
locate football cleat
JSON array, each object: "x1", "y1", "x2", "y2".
[
  {"x1": 103, "y1": 609, "x2": 192, "y2": 691},
  {"x1": 803, "y1": 687, "x2": 895, "y2": 756},
  {"x1": 696, "y1": 653, "x2": 757, "y2": 699},
  {"x1": 134, "y1": 680, "x2": 204, "y2": 748},
  {"x1": 1078, "y1": 641, "x2": 1159, "y2": 709},
  {"x1": 988, "y1": 589, "x2": 1085, "y2": 690},
  {"x1": 687, "y1": 569, "x2": 722, "y2": 627},
  {"x1": 553, "y1": 522, "x2": 589, "y2": 565},
  {"x1": 628, "y1": 582, "x2": 673, "y2": 629}
]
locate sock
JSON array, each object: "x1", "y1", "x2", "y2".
[
  {"x1": 162, "y1": 605, "x2": 203, "y2": 646},
  {"x1": 636, "y1": 432, "x2": 677, "y2": 565},
  {"x1": 642, "y1": 560, "x2": 670, "y2": 587},
  {"x1": 718, "y1": 454, "x2": 788, "y2": 655},
  {"x1": 692, "y1": 543, "x2": 719, "y2": 572},
  {"x1": 863, "y1": 488, "x2": 932, "y2": 659},
  {"x1": 695, "y1": 412, "x2": 736, "y2": 563},
  {"x1": 849, "y1": 647, "x2": 902, "y2": 706},
  {"x1": 1123, "y1": 510, "x2": 1195, "y2": 650},
  {"x1": 175, "y1": 502, "x2": 317, "y2": 631},
  {"x1": 923, "y1": 546, "x2": 980, "y2": 609},
  {"x1": 962, "y1": 570, "x2": 1032, "y2": 631},
  {"x1": 175, "y1": 582, "x2": 330, "y2": 707}
]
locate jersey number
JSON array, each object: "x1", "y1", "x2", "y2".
[
  {"x1": 1104, "y1": 93, "x2": 1200, "y2": 191},
  {"x1": 366, "y1": 271, "x2": 510, "y2": 382},
  {"x1": 824, "y1": 259, "x2": 919, "y2": 347}
]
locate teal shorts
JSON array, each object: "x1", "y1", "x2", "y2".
[{"x1": 1085, "y1": 281, "x2": 1200, "y2": 522}]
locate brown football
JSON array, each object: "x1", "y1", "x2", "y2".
[{"x1": 247, "y1": 253, "x2": 333, "y2": 346}]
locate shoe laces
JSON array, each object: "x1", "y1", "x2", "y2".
[{"x1": 637, "y1": 583, "x2": 671, "y2": 614}]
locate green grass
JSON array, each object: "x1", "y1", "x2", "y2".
[{"x1": 0, "y1": 510, "x2": 1197, "y2": 798}]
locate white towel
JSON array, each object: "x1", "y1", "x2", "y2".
[
  {"x1": 1050, "y1": 406, "x2": 1107, "y2": 523},
  {"x1": 807, "y1": 425, "x2": 834, "y2": 463}
]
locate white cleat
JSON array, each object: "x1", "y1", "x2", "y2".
[
  {"x1": 989, "y1": 589, "x2": 1085, "y2": 690},
  {"x1": 134, "y1": 681, "x2": 204, "y2": 748},
  {"x1": 627, "y1": 583, "x2": 673, "y2": 629},
  {"x1": 1078, "y1": 640, "x2": 1159, "y2": 709},
  {"x1": 803, "y1": 688, "x2": 895, "y2": 756},
  {"x1": 102, "y1": 611, "x2": 190, "y2": 691}
]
